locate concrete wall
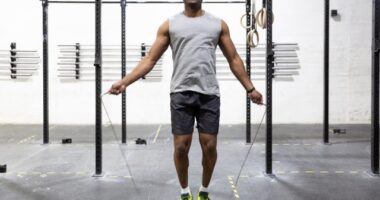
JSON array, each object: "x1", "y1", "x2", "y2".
[{"x1": 0, "y1": 0, "x2": 373, "y2": 125}]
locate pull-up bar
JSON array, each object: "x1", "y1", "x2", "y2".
[{"x1": 44, "y1": 0, "x2": 245, "y2": 4}]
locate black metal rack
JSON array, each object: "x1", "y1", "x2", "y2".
[
  {"x1": 265, "y1": 0, "x2": 273, "y2": 175},
  {"x1": 94, "y1": 0, "x2": 103, "y2": 176},
  {"x1": 324, "y1": 0, "x2": 330, "y2": 144},
  {"x1": 245, "y1": 0, "x2": 252, "y2": 144},
  {"x1": 121, "y1": 0, "x2": 127, "y2": 144},
  {"x1": 42, "y1": 0, "x2": 49, "y2": 144},
  {"x1": 41, "y1": 0, "x2": 248, "y2": 177},
  {"x1": 372, "y1": 0, "x2": 380, "y2": 175},
  {"x1": 10, "y1": 43, "x2": 17, "y2": 79}
]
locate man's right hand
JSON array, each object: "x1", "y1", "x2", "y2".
[{"x1": 108, "y1": 80, "x2": 126, "y2": 95}]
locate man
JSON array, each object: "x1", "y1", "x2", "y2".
[{"x1": 108, "y1": 0, "x2": 263, "y2": 199}]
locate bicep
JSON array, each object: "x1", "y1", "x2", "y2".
[
  {"x1": 147, "y1": 20, "x2": 170, "y2": 62},
  {"x1": 218, "y1": 20, "x2": 239, "y2": 63}
]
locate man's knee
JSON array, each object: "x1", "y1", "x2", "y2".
[
  {"x1": 175, "y1": 144, "x2": 190, "y2": 157},
  {"x1": 202, "y1": 140, "x2": 217, "y2": 156}
]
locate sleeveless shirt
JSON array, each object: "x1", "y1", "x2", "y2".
[{"x1": 168, "y1": 11, "x2": 222, "y2": 96}]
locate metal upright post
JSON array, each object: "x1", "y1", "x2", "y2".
[
  {"x1": 141, "y1": 43, "x2": 146, "y2": 79},
  {"x1": 371, "y1": 0, "x2": 380, "y2": 175},
  {"x1": 324, "y1": 0, "x2": 330, "y2": 144},
  {"x1": 10, "y1": 43, "x2": 16, "y2": 79},
  {"x1": 265, "y1": 0, "x2": 273, "y2": 175},
  {"x1": 94, "y1": 0, "x2": 103, "y2": 176},
  {"x1": 121, "y1": 0, "x2": 127, "y2": 144},
  {"x1": 42, "y1": 0, "x2": 49, "y2": 144},
  {"x1": 246, "y1": 0, "x2": 252, "y2": 144},
  {"x1": 75, "y1": 43, "x2": 80, "y2": 79}
]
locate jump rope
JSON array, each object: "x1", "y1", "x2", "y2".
[
  {"x1": 234, "y1": 0, "x2": 272, "y2": 187},
  {"x1": 99, "y1": 0, "x2": 272, "y2": 191},
  {"x1": 102, "y1": 92, "x2": 267, "y2": 191},
  {"x1": 101, "y1": 92, "x2": 137, "y2": 189}
]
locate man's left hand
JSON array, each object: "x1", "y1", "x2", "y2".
[{"x1": 249, "y1": 90, "x2": 264, "y2": 105}]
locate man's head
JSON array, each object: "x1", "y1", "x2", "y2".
[
  {"x1": 183, "y1": 0, "x2": 202, "y2": 10},
  {"x1": 183, "y1": 0, "x2": 203, "y2": 6}
]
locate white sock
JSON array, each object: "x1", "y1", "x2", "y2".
[
  {"x1": 181, "y1": 186, "x2": 191, "y2": 194},
  {"x1": 199, "y1": 185, "x2": 208, "y2": 193}
]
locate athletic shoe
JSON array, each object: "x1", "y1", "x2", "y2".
[
  {"x1": 197, "y1": 191, "x2": 210, "y2": 200},
  {"x1": 180, "y1": 193, "x2": 192, "y2": 200}
]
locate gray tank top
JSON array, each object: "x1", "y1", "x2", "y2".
[{"x1": 169, "y1": 11, "x2": 222, "y2": 96}]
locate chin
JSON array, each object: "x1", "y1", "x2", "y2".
[{"x1": 185, "y1": 0, "x2": 202, "y2": 4}]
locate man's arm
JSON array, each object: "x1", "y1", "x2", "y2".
[
  {"x1": 218, "y1": 20, "x2": 263, "y2": 104},
  {"x1": 109, "y1": 20, "x2": 170, "y2": 94}
]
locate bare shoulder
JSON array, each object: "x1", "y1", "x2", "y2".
[
  {"x1": 220, "y1": 19, "x2": 229, "y2": 34},
  {"x1": 157, "y1": 20, "x2": 169, "y2": 35}
]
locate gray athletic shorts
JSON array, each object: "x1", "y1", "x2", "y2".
[{"x1": 170, "y1": 91, "x2": 220, "y2": 135}]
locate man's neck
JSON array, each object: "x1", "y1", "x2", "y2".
[{"x1": 183, "y1": 4, "x2": 203, "y2": 17}]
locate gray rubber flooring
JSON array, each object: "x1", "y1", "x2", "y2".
[{"x1": 0, "y1": 124, "x2": 379, "y2": 200}]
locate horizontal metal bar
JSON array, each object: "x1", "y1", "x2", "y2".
[
  {"x1": 47, "y1": 1, "x2": 245, "y2": 4},
  {"x1": 0, "y1": 61, "x2": 40, "y2": 64},
  {"x1": 58, "y1": 55, "x2": 140, "y2": 59},
  {"x1": 59, "y1": 78, "x2": 121, "y2": 82},
  {"x1": 59, "y1": 59, "x2": 133, "y2": 62},
  {"x1": 59, "y1": 49, "x2": 121, "y2": 53},
  {"x1": 57, "y1": 66, "x2": 163, "y2": 71},
  {"x1": 60, "y1": 53, "x2": 124, "y2": 56},
  {"x1": 0, "y1": 67, "x2": 38, "y2": 71},
  {"x1": 275, "y1": 58, "x2": 300, "y2": 61},
  {"x1": 58, "y1": 61, "x2": 139, "y2": 65},
  {"x1": 217, "y1": 77, "x2": 266, "y2": 81},
  {"x1": 0, "y1": 54, "x2": 39, "y2": 58},
  {"x1": 59, "y1": 47, "x2": 152, "y2": 50},
  {"x1": 273, "y1": 43, "x2": 299, "y2": 46},
  {"x1": 59, "y1": 44, "x2": 152, "y2": 47},
  {"x1": 59, "y1": 44, "x2": 121, "y2": 47},
  {"x1": 58, "y1": 73, "x2": 120, "y2": 77},
  {"x1": 273, "y1": 72, "x2": 298, "y2": 76},
  {"x1": 273, "y1": 66, "x2": 300, "y2": 70},
  {"x1": 12, "y1": 56, "x2": 40, "y2": 59},
  {"x1": 0, "y1": 72, "x2": 32, "y2": 76},
  {"x1": 0, "y1": 50, "x2": 38, "y2": 53}
]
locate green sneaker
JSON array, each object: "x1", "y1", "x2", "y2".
[
  {"x1": 197, "y1": 191, "x2": 210, "y2": 200},
  {"x1": 180, "y1": 193, "x2": 192, "y2": 200}
]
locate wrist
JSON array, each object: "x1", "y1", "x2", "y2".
[{"x1": 247, "y1": 86, "x2": 256, "y2": 93}]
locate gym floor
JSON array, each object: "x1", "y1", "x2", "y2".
[{"x1": 0, "y1": 124, "x2": 379, "y2": 200}]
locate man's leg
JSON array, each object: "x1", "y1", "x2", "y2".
[
  {"x1": 199, "y1": 133, "x2": 217, "y2": 187},
  {"x1": 174, "y1": 134, "x2": 193, "y2": 188}
]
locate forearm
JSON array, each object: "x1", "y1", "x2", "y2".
[
  {"x1": 230, "y1": 58, "x2": 255, "y2": 91},
  {"x1": 121, "y1": 57, "x2": 155, "y2": 87}
]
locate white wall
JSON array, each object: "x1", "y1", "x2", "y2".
[{"x1": 0, "y1": 0, "x2": 373, "y2": 125}]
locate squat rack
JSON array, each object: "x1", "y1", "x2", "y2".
[
  {"x1": 41, "y1": 0, "x2": 251, "y2": 176},
  {"x1": 371, "y1": 0, "x2": 379, "y2": 175},
  {"x1": 264, "y1": 0, "x2": 380, "y2": 176}
]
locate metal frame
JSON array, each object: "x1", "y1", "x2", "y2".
[
  {"x1": 265, "y1": 0, "x2": 273, "y2": 175},
  {"x1": 121, "y1": 0, "x2": 127, "y2": 144},
  {"x1": 372, "y1": 0, "x2": 380, "y2": 175},
  {"x1": 324, "y1": 0, "x2": 330, "y2": 144},
  {"x1": 245, "y1": 0, "x2": 252, "y2": 144},
  {"x1": 94, "y1": 0, "x2": 103, "y2": 176},
  {"x1": 75, "y1": 43, "x2": 80, "y2": 79},
  {"x1": 45, "y1": 0, "x2": 245, "y2": 4},
  {"x1": 10, "y1": 43, "x2": 17, "y2": 79},
  {"x1": 41, "y1": 0, "x2": 248, "y2": 176},
  {"x1": 42, "y1": 0, "x2": 49, "y2": 144}
]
